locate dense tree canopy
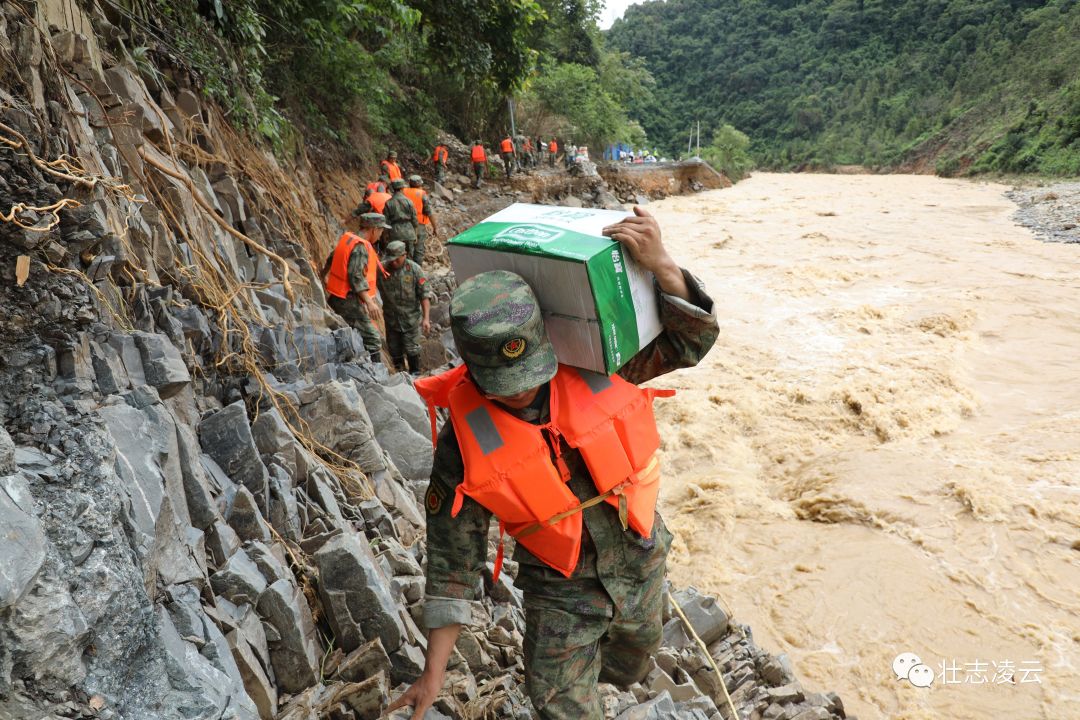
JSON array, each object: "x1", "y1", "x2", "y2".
[{"x1": 607, "y1": 0, "x2": 1080, "y2": 174}]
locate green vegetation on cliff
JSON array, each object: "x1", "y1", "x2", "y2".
[
  {"x1": 115, "y1": 0, "x2": 648, "y2": 158},
  {"x1": 607, "y1": 0, "x2": 1080, "y2": 175}
]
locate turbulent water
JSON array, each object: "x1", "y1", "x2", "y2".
[{"x1": 647, "y1": 174, "x2": 1080, "y2": 720}]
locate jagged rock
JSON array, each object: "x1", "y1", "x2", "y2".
[
  {"x1": 132, "y1": 331, "x2": 191, "y2": 397},
  {"x1": 210, "y1": 548, "x2": 267, "y2": 605},
  {"x1": 89, "y1": 339, "x2": 129, "y2": 395},
  {"x1": 156, "y1": 604, "x2": 260, "y2": 719},
  {"x1": 314, "y1": 532, "x2": 405, "y2": 654},
  {"x1": 245, "y1": 540, "x2": 291, "y2": 586},
  {"x1": 671, "y1": 587, "x2": 729, "y2": 646},
  {"x1": 0, "y1": 426, "x2": 15, "y2": 475},
  {"x1": 107, "y1": 333, "x2": 147, "y2": 387},
  {"x1": 175, "y1": 428, "x2": 219, "y2": 530},
  {"x1": 225, "y1": 485, "x2": 272, "y2": 542},
  {"x1": 256, "y1": 578, "x2": 321, "y2": 694},
  {"x1": 199, "y1": 401, "x2": 270, "y2": 503},
  {"x1": 298, "y1": 381, "x2": 385, "y2": 472},
  {"x1": 340, "y1": 673, "x2": 390, "y2": 717},
  {"x1": 227, "y1": 627, "x2": 278, "y2": 720},
  {"x1": 356, "y1": 380, "x2": 432, "y2": 481},
  {"x1": 334, "y1": 637, "x2": 393, "y2": 683},
  {"x1": 267, "y1": 463, "x2": 302, "y2": 541},
  {"x1": 389, "y1": 642, "x2": 426, "y2": 684},
  {"x1": 614, "y1": 690, "x2": 677, "y2": 719},
  {"x1": 99, "y1": 402, "x2": 188, "y2": 556},
  {"x1": 766, "y1": 683, "x2": 805, "y2": 704},
  {"x1": 206, "y1": 519, "x2": 242, "y2": 566},
  {"x1": 0, "y1": 473, "x2": 47, "y2": 609}
]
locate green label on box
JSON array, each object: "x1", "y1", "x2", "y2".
[{"x1": 586, "y1": 244, "x2": 640, "y2": 371}]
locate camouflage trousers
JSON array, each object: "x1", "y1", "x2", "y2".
[
  {"x1": 385, "y1": 322, "x2": 422, "y2": 359},
  {"x1": 412, "y1": 226, "x2": 427, "y2": 265},
  {"x1": 522, "y1": 565, "x2": 665, "y2": 719},
  {"x1": 327, "y1": 295, "x2": 381, "y2": 355},
  {"x1": 472, "y1": 162, "x2": 485, "y2": 188}
]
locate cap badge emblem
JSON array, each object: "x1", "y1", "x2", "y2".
[{"x1": 501, "y1": 338, "x2": 526, "y2": 359}]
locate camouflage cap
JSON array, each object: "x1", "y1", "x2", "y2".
[
  {"x1": 388, "y1": 150, "x2": 398, "y2": 158},
  {"x1": 382, "y1": 240, "x2": 407, "y2": 259},
  {"x1": 391, "y1": 178, "x2": 407, "y2": 190},
  {"x1": 359, "y1": 212, "x2": 391, "y2": 229},
  {"x1": 408, "y1": 174, "x2": 423, "y2": 186},
  {"x1": 450, "y1": 271, "x2": 557, "y2": 396}
]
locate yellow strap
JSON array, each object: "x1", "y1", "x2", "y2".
[
  {"x1": 514, "y1": 456, "x2": 660, "y2": 538},
  {"x1": 515, "y1": 485, "x2": 623, "y2": 539}
]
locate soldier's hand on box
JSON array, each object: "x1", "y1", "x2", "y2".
[{"x1": 602, "y1": 206, "x2": 690, "y2": 301}]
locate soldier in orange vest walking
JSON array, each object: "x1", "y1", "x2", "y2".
[
  {"x1": 320, "y1": 212, "x2": 391, "y2": 363},
  {"x1": 470, "y1": 140, "x2": 487, "y2": 188},
  {"x1": 432, "y1": 143, "x2": 449, "y2": 183},
  {"x1": 499, "y1": 134, "x2": 516, "y2": 178},
  {"x1": 548, "y1": 137, "x2": 559, "y2": 167},
  {"x1": 403, "y1": 175, "x2": 439, "y2": 266},
  {"x1": 387, "y1": 207, "x2": 720, "y2": 720}
]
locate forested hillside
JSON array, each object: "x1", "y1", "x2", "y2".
[
  {"x1": 111, "y1": 0, "x2": 647, "y2": 161},
  {"x1": 608, "y1": 0, "x2": 1080, "y2": 175}
]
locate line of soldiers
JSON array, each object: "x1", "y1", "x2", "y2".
[
  {"x1": 321, "y1": 149, "x2": 439, "y2": 375},
  {"x1": 463, "y1": 136, "x2": 561, "y2": 187},
  {"x1": 322, "y1": 136, "x2": 563, "y2": 375}
]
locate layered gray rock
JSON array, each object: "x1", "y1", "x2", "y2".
[
  {"x1": 199, "y1": 401, "x2": 270, "y2": 504},
  {"x1": 133, "y1": 331, "x2": 191, "y2": 398},
  {"x1": 256, "y1": 579, "x2": 321, "y2": 694},
  {"x1": 314, "y1": 532, "x2": 405, "y2": 654},
  {"x1": 0, "y1": 473, "x2": 46, "y2": 609}
]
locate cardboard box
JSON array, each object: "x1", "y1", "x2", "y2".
[{"x1": 448, "y1": 203, "x2": 662, "y2": 375}]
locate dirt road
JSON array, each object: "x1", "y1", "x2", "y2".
[{"x1": 647, "y1": 173, "x2": 1080, "y2": 720}]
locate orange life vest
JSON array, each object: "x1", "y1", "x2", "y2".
[
  {"x1": 415, "y1": 364, "x2": 674, "y2": 579},
  {"x1": 549, "y1": 140, "x2": 558, "y2": 153},
  {"x1": 367, "y1": 191, "x2": 392, "y2": 214},
  {"x1": 471, "y1": 145, "x2": 487, "y2": 163},
  {"x1": 366, "y1": 181, "x2": 386, "y2": 193},
  {"x1": 524, "y1": 139, "x2": 533, "y2": 152},
  {"x1": 380, "y1": 160, "x2": 402, "y2": 181},
  {"x1": 432, "y1": 145, "x2": 448, "y2": 163},
  {"x1": 325, "y1": 232, "x2": 385, "y2": 299},
  {"x1": 402, "y1": 187, "x2": 430, "y2": 225},
  {"x1": 500, "y1": 138, "x2": 514, "y2": 154}
]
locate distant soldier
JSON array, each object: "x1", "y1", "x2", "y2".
[
  {"x1": 499, "y1": 135, "x2": 515, "y2": 178},
  {"x1": 548, "y1": 137, "x2": 558, "y2": 167},
  {"x1": 403, "y1": 175, "x2": 439, "y2": 266},
  {"x1": 380, "y1": 150, "x2": 404, "y2": 184},
  {"x1": 354, "y1": 185, "x2": 392, "y2": 217},
  {"x1": 432, "y1": 143, "x2": 449, "y2": 183},
  {"x1": 470, "y1": 140, "x2": 487, "y2": 189},
  {"x1": 377, "y1": 240, "x2": 433, "y2": 376},
  {"x1": 522, "y1": 137, "x2": 535, "y2": 168},
  {"x1": 384, "y1": 178, "x2": 420, "y2": 262},
  {"x1": 320, "y1": 213, "x2": 391, "y2": 364}
]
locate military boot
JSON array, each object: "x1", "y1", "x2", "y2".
[
  {"x1": 391, "y1": 356, "x2": 407, "y2": 372},
  {"x1": 407, "y1": 353, "x2": 422, "y2": 377}
]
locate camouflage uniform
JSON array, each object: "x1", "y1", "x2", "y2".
[
  {"x1": 321, "y1": 223, "x2": 387, "y2": 359},
  {"x1": 384, "y1": 181, "x2": 419, "y2": 261},
  {"x1": 377, "y1": 241, "x2": 434, "y2": 372},
  {"x1": 423, "y1": 269, "x2": 718, "y2": 719}
]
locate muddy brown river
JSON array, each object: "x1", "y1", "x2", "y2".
[{"x1": 646, "y1": 173, "x2": 1080, "y2": 720}]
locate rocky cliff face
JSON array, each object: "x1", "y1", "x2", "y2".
[{"x1": 0, "y1": 3, "x2": 850, "y2": 720}]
